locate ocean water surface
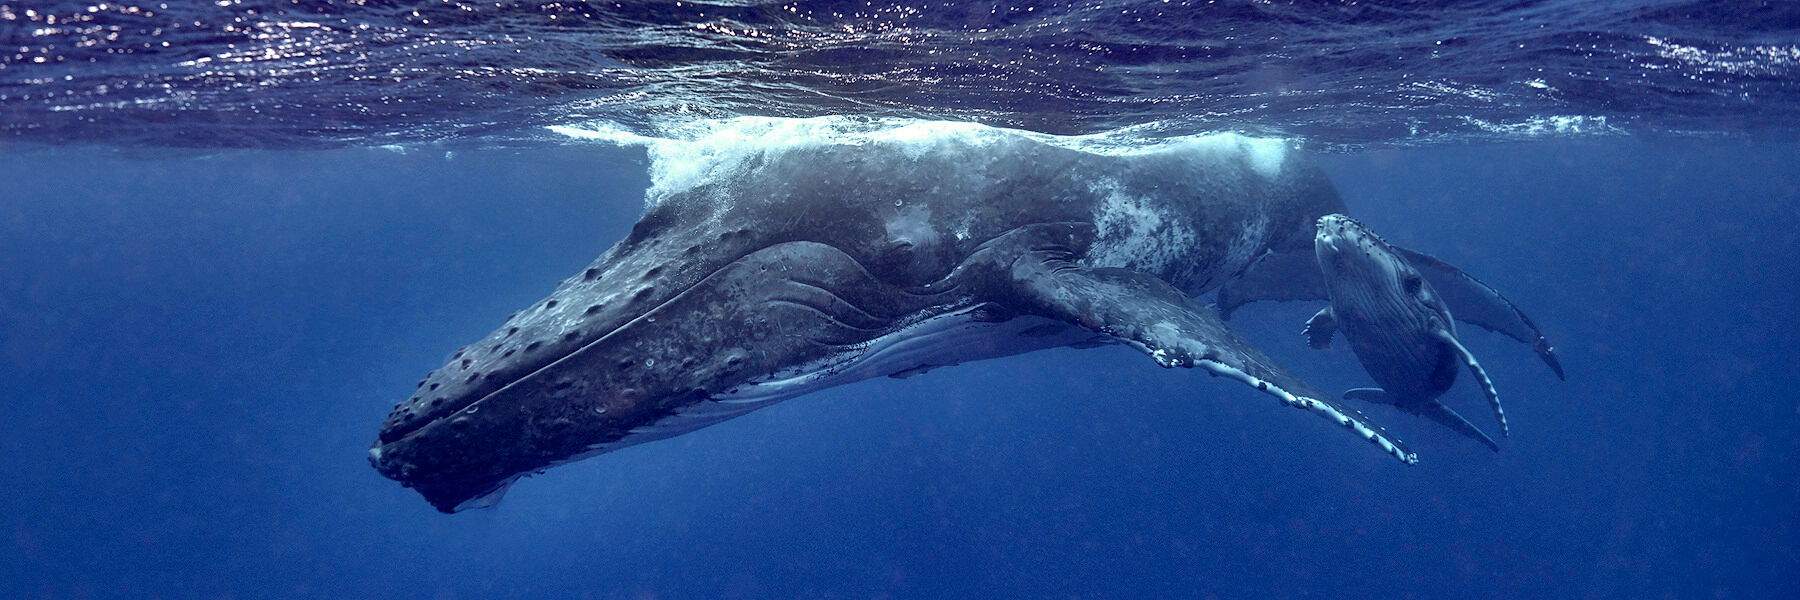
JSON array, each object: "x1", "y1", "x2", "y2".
[{"x1": 3, "y1": 1, "x2": 1797, "y2": 599}]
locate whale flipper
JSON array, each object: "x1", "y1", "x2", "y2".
[
  {"x1": 1345, "y1": 388, "x2": 1500, "y2": 453},
  {"x1": 1433, "y1": 329, "x2": 1509, "y2": 437},
  {"x1": 1010, "y1": 252, "x2": 1417, "y2": 465},
  {"x1": 1419, "y1": 401, "x2": 1502, "y2": 453},
  {"x1": 1303, "y1": 307, "x2": 1337, "y2": 349},
  {"x1": 1395, "y1": 247, "x2": 1565, "y2": 381}
]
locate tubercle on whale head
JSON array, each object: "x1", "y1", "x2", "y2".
[
  {"x1": 370, "y1": 204, "x2": 777, "y2": 449},
  {"x1": 1313, "y1": 214, "x2": 1363, "y2": 277},
  {"x1": 366, "y1": 222, "x2": 723, "y2": 511},
  {"x1": 366, "y1": 281, "x2": 727, "y2": 513},
  {"x1": 1313, "y1": 214, "x2": 1399, "y2": 273},
  {"x1": 376, "y1": 258, "x2": 631, "y2": 445}
]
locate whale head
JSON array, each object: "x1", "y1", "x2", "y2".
[
  {"x1": 366, "y1": 222, "x2": 724, "y2": 512},
  {"x1": 364, "y1": 198, "x2": 1036, "y2": 513},
  {"x1": 1313, "y1": 214, "x2": 1448, "y2": 326}
]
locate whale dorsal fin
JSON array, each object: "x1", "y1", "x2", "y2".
[{"x1": 997, "y1": 240, "x2": 1416, "y2": 465}]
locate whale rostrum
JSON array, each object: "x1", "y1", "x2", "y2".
[{"x1": 370, "y1": 121, "x2": 1438, "y2": 512}]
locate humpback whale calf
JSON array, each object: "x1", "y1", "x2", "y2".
[
  {"x1": 370, "y1": 119, "x2": 1427, "y2": 512},
  {"x1": 1304, "y1": 215, "x2": 1563, "y2": 452},
  {"x1": 1217, "y1": 210, "x2": 1564, "y2": 450}
]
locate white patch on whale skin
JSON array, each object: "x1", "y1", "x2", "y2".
[
  {"x1": 952, "y1": 216, "x2": 975, "y2": 242},
  {"x1": 884, "y1": 205, "x2": 939, "y2": 250},
  {"x1": 1164, "y1": 134, "x2": 1289, "y2": 179},
  {"x1": 1222, "y1": 213, "x2": 1272, "y2": 278},
  {"x1": 1086, "y1": 181, "x2": 1196, "y2": 277}
]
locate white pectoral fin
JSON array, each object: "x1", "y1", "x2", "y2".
[
  {"x1": 1434, "y1": 329, "x2": 1508, "y2": 437},
  {"x1": 1303, "y1": 307, "x2": 1337, "y2": 349},
  {"x1": 1015, "y1": 261, "x2": 1418, "y2": 465}
]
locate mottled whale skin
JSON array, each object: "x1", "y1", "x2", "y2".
[{"x1": 368, "y1": 121, "x2": 1417, "y2": 513}]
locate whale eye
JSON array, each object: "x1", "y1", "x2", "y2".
[{"x1": 1403, "y1": 275, "x2": 1423, "y2": 296}]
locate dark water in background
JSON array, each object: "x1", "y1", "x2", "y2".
[{"x1": 3, "y1": 1, "x2": 1799, "y2": 599}]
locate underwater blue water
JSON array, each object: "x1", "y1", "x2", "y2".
[
  {"x1": 3, "y1": 1, "x2": 1799, "y2": 599},
  {"x1": 4, "y1": 138, "x2": 1795, "y2": 599}
]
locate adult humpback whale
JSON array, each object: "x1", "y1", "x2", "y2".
[{"x1": 370, "y1": 119, "x2": 1431, "y2": 513}]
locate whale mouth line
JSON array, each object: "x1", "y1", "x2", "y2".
[{"x1": 373, "y1": 253, "x2": 751, "y2": 447}]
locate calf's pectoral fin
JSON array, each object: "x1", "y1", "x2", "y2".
[
  {"x1": 1433, "y1": 329, "x2": 1509, "y2": 437},
  {"x1": 1012, "y1": 259, "x2": 1417, "y2": 465},
  {"x1": 1303, "y1": 307, "x2": 1337, "y2": 350},
  {"x1": 1394, "y1": 246, "x2": 1565, "y2": 381},
  {"x1": 1344, "y1": 388, "x2": 1500, "y2": 453},
  {"x1": 1419, "y1": 401, "x2": 1503, "y2": 453}
]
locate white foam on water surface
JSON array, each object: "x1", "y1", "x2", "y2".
[{"x1": 550, "y1": 116, "x2": 1296, "y2": 206}]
